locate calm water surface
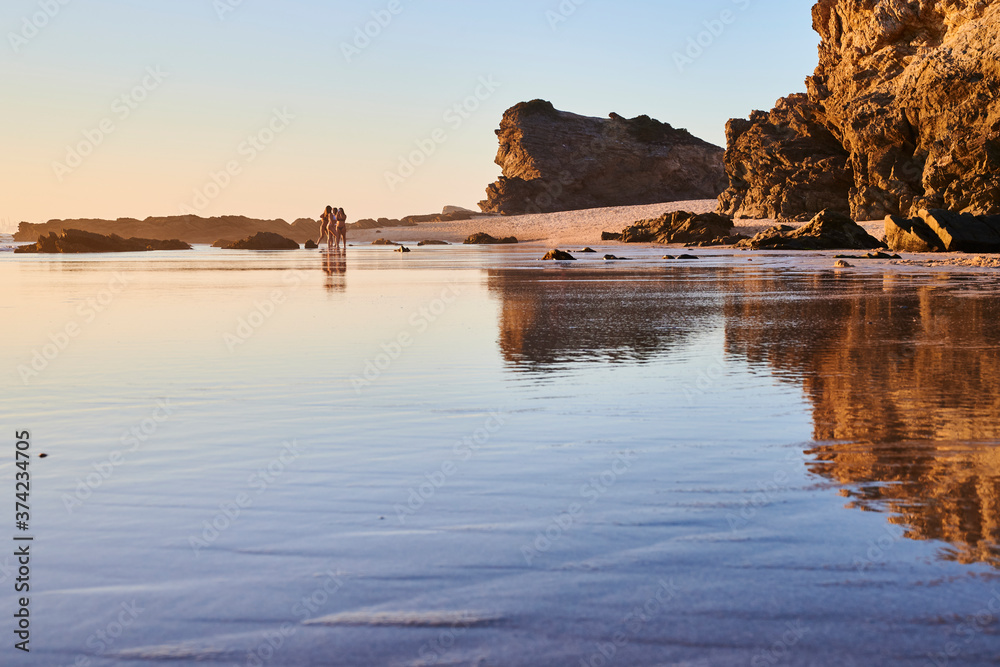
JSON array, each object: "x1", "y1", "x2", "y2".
[{"x1": 1, "y1": 246, "x2": 998, "y2": 666}]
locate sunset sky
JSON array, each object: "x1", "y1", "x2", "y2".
[{"x1": 1, "y1": 0, "x2": 819, "y2": 231}]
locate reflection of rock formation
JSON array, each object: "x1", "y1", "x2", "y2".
[
  {"x1": 487, "y1": 269, "x2": 718, "y2": 369},
  {"x1": 807, "y1": 441, "x2": 1000, "y2": 566},
  {"x1": 724, "y1": 270, "x2": 1000, "y2": 566}
]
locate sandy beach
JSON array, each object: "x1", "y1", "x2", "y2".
[{"x1": 346, "y1": 199, "x2": 888, "y2": 248}]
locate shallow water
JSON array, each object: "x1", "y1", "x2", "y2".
[{"x1": 2, "y1": 246, "x2": 999, "y2": 666}]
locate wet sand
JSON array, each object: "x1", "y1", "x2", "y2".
[{"x1": 2, "y1": 248, "x2": 999, "y2": 666}]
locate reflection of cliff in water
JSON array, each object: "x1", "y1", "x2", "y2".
[
  {"x1": 487, "y1": 268, "x2": 720, "y2": 369},
  {"x1": 723, "y1": 269, "x2": 1000, "y2": 566}
]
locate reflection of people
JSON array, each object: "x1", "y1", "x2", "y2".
[
  {"x1": 319, "y1": 206, "x2": 335, "y2": 249},
  {"x1": 335, "y1": 207, "x2": 348, "y2": 249},
  {"x1": 323, "y1": 247, "x2": 346, "y2": 291}
]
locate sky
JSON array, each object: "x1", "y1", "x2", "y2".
[{"x1": 0, "y1": 0, "x2": 821, "y2": 231}]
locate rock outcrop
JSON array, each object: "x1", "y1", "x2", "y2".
[
  {"x1": 15, "y1": 215, "x2": 319, "y2": 245},
  {"x1": 225, "y1": 232, "x2": 299, "y2": 250},
  {"x1": 464, "y1": 233, "x2": 518, "y2": 245},
  {"x1": 607, "y1": 211, "x2": 739, "y2": 246},
  {"x1": 14, "y1": 229, "x2": 190, "y2": 253},
  {"x1": 736, "y1": 210, "x2": 886, "y2": 251},
  {"x1": 886, "y1": 209, "x2": 1000, "y2": 253},
  {"x1": 480, "y1": 100, "x2": 726, "y2": 215},
  {"x1": 542, "y1": 250, "x2": 576, "y2": 261},
  {"x1": 719, "y1": 1, "x2": 1000, "y2": 222}
]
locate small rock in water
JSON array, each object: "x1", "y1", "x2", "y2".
[
  {"x1": 38, "y1": 453, "x2": 48, "y2": 458},
  {"x1": 664, "y1": 254, "x2": 699, "y2": 260},
  {"x1": 835, "y1": 259, "x2": 853, "y2": 268},
  {"x1": 395, "y1": 246, "x2": 411, "y2": 253},
  {"x1": 305, "y1": 240, "x2": 319, "y2": 249},
  {"x1": 372, "y1": 238, "x2": 398, "y2": 246},
  {"x1": 417, "y1": 240, "x2": 450, "y2": 246},
  {"x1": 578, "y1": 247, "x2": 597, "y2": 253},
  {"x1": 603, "y1": 254, "x2": 630, "y2": 260},
  {"x1": 542, "y1": 249, "x2": 576, "y2": 261}
]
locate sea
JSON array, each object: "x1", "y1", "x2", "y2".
[{"x1": 1, "y1": 244, "x2": 998, "y2": 666}]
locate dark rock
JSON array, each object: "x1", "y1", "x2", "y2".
[
  {"x1": 834, "y1": 252, "x2": 902, "y2": 260},
  {"x1": 614, "y1": 211, "x2": 735, "y2": 245},
  {"x1": 542, "y1": 250, "x2": 576, "y2": 261},
  {"x1": 885, "y1": 215, "x2": 942, "y2": 253},
  {"x1": 736, "y1": 209, "x2": 886, "y2": 251},
  {"x1": 225, "y1": 232, "x2": 299, "y2": 250},
  {"x1": 663, "y1": 254, "x2": 700, "y2": 260},
  {"x1": 15, "y1": 229, "x2": 192, "y2": 254},
  {"x1": 578, "y1": 247, "x2": 597, "y2": 253},
  {"x1": 395, "y1": 246, "x2": 411, "y2": 253},
  {"x1": 305, "y1": 239, "x2": 319, "y2": 249},
  {"x1": 601, "y1": 232, "x2": 623, "y2": 242},
  {"x1": 603, "y1": 254, "x2": 630, "y2": 260},
  {"x1": 480, "y1": 100, "x2": 726, "y2": 215},
  {"x1": 886, "y1": 209, "x2": 1000, "y2": 253},
  {"x1": 417, "y1": 240, "x2": 450, "y2": 246},
  {"x1": 372, "y1": 238, "x2": 400, "y2": 246},
  {"x1": 464, "y1": 233, "x2": 518, "y2": 245}
]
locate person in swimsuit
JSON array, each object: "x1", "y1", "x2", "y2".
[
  {"x1": 335, "y1": 208, "x2": 348, "y2": 250},
  {"x1": 319, "y1": 206, "x2": 334, "y2": 249}
]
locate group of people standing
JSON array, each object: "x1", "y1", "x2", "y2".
[{"x1": 319, "y1": 206, "x2": 348, "y2": 250}]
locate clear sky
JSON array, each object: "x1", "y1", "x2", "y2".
[{"x1": 0, "y1": 0, "x2": 820, "y2": 230}]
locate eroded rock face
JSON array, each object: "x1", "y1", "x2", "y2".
[
  {"x1": 719, "y1": 1, "x2": 1000, "y2": 221},
  {"x1": 480, "y1": 100, "x2": 726, "y2": 215},
  {"x1": 14, "y1": 229, "x2": 190, "y2": 253}
]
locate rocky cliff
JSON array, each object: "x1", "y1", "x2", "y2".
[
  {"x1": 480, "y1": 100, "x2": 727, "y2": 215},
  {"x1": 719, "y1": 1, "x2": 1000, "y2": 221}
]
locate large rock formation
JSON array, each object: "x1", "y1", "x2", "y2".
[
  {"x1": 719, "y1": 1, "x2": 1000, "y2": 222},
  {"x1": 14, "y1": 229, "x2": 190, "y2": 253},
  {"x1": 480, "y1": 100, "x2": 726, "y2": 215}
]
